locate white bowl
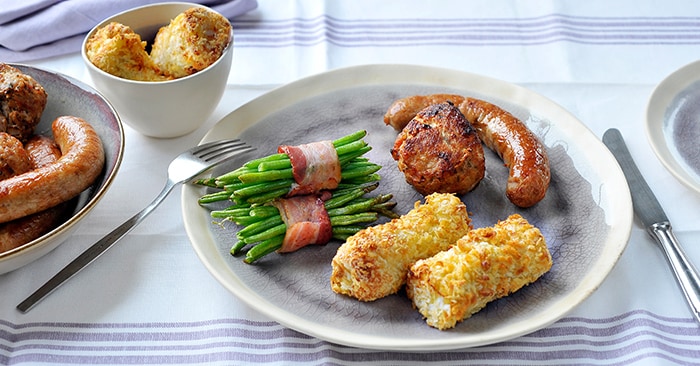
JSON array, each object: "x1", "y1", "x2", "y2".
[
  {"x1": 81, "y1": 2, "x2": 234, "y2": 138},
  {"x1": 0, "y1": 64, "x2": 124, "y2": 275}
]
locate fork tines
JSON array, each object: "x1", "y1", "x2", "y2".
[{"x1": 196, "y1": 139, "x2": 255, "y2": 162}]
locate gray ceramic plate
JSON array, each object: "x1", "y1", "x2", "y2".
[
  {"x1": 182, "y1": 64, "x2": 632, "y2": 350},
  {"x1": 0, "y1": 64, "x2": 124, "y2": 274},
  {"x1": 646, "y1": 59, "x2": 700, "y2": 195}
]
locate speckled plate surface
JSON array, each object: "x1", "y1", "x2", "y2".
[
  {"x1": 0, "y1": 64, "x2": 124, "y2": 274},
  {"x1": 182, "y1": 64, "x2": 632, "y2": 350},
  {"x1": 646, "y1": 60, "x2": 700, "y2": 195}
]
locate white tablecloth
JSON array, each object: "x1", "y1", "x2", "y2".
[{"x1": 2, "y1": 1, "x2": 700, "y2": 365}]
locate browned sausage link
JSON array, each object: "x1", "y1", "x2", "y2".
[
  {"x1": 384, "y1": 94, "x2": 550, "y2": 207},
  {"x1": 0, "y1": 132, "x2": 33, "y2": 180},
  {"x1": 0, "y1": 136, "x2": 68, "y2": 253},
  {"x1": 0, "y1": 116, "x2": 105, "y2": 224},
  {"x1": 25, "y1": 135, "x2": 62, "y2": 168},
  {"x1": 383, "y1": 94, "x2": 462, "y2": 131}
]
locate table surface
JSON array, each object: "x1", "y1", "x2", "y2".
[{"x1": 2, "y1": 1, "x2": 700, "y2": 365}]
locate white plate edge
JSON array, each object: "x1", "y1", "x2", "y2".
[{"x1": 645, "y1": 59, "x2": 700, "y2": 195}]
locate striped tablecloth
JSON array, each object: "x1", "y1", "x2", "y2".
[{"x1": 2, "y1": 1, "x2": 700, "y2": 365}]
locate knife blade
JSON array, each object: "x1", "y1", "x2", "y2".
[{"x1": 603, "y1": 128, "x2": 700, "y2": 324}]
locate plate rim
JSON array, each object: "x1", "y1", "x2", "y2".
[
  {"x1": 646, "y1": 59, "x2": 700, "y2": 195},
  {"x1": 182, "y1": 63, "x2": 632, "y2": 350}
]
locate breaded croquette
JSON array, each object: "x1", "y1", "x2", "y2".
[
  {"x1": 85, "y1": 22, "x2": 172, "y2": 81},
  {"x1": 330, "y1": 193, "x2": 472, "y2": 302},
  {"x1": 85, "y1": 7, "x2": 231, "y2": 81},
  {"x1": 150, "y1": 7, "x2": 232, "y2": 78},
  {"x1": 406, "y1": 214, "x2": 552, "y2": 330}
]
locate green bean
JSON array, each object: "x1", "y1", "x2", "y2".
[
  {"x1": 257, "y1": 159, "x2": 292, "y2": 171},
  {"x1": 194, "y1": 177, "x2": 219, "y2": 187},
  {"x1": 230, "y1": 241, "x2": 248, "y2": 256},
  {"x1": 340, "y1": 164, "x2": 381, "y2": 180},
  {"x1": 233, "y1": 179, "x2": 294, "y2": 199},
  {"x1": 243, "y1": 223, "x2": 287, "y2": 244},
  {"x1": 324, "y1": 183, "x2": 378, "y2": 209},
  {"x1": 334, "y1": 140, "x2": 367, "y2": 157},
  {"x1": 244, "y1": 187, "x2": 290, "y2": 204},
  {"x1": 215, "y1": 166, "x2": 257, "y2": 184},
  {"x1": 326, "y1": 198, "x2": 376, "y2": 217},
  {"x1": 237, "y1": 168, "x2": 293, "y2": 184},
  {"x1": 332, "y1": 226, "x2": 363, "y2": 236},
  {"x1": 198, "y1": 190, "x2": 232, "y2": 204},
  {"x1": 237, "y1": 215, "x2": 284, "y2": 238},
  {"x1": 210, "y1": 207, "x2": 256, "y2": 219},
  {"x1": 330, "y1": 212, "x2": 378, "y2": 226},
  {"x1": 244, "y1": 235, "x2": 284, "y2": 263},
  {"x1": 338, "y1": 174, "x2": 381, "y2": 186},
  {"x1": 249, "y1": 206, "x2": 280, "y2": 218},
  {"x1": 332, "y1": 130, "x2": 366, "y2": 147},
  {"x1": 243, "y1": 153, "x2": 288, "y2": 169},
  {"x1": 338, "y1": 146, "x2": 372, "y2": 165},
  {"x1": 231, "y1": 215, "x2": 265, "y2": 226}
]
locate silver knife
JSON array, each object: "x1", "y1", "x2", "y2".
[{"x1": 603, "y1": 128, "x2": 700, "y2": 324}]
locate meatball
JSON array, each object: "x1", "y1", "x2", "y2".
[
  {"x1": 0, "y1": 63, "x2": 48, "y2": 142},
  {"x1": 391, "y1": 102, "x2": 485, "y2": 196}
]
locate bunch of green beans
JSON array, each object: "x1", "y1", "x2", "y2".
[
  {"x1": 210, "y1": 182, "x2": 397, "y2": 263},
  {"x1": 196, "y1": 130, "x2": 381, "y2": 206},
  {"x1": 196, "y1": 130, "x2": 398, "y2": 263}
]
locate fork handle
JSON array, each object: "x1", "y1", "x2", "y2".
[{"x1": 16, "y1": 181, "x2": 177, "y2": 313}]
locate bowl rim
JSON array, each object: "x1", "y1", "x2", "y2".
[
  {"x1": 0, "y1": 63, "x2": 125, "y2": 265},
  {"x1": 81, "y1": 1, "x2": 234, "y2": 86}
]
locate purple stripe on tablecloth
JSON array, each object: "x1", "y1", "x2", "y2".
[
  {"x1": 232, "y1": 15, "x2": 700, "y2": 34},
  {"x1": 1, "y1": 310, "x2": 700, "y2": 365},
  {"x1": 4, "y1": 13, "x2": 698, "y2": 62},
  {"x1": 229, "y1": 14, "x2": 700, "y2": 47}
]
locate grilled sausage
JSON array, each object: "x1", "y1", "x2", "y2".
[
  {"x1": 0, "y1": 116, "x2": 104, "y2": 224},
  {"x1": 384, "y1": 94, "x2": 550, "y2": 208},
  {"x1": 0, "y1": 136, "x2": 69, "y2": 252},
  {"x1": 0, "y1": 132, "x2": 32, "y2": 180}
]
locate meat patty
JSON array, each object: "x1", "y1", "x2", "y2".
[
  {"x1": 391, "y1": 102, "x2": 485, "y2": 196},
  {"x1": 0, "y1": 63, "x2": 48, "y2": 142}
]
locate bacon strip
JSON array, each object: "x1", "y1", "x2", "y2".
[
  {"x1": 278, "y1": 140, "x2": 341, "y2": 196},
  {"x1": 271, "y1": 195, "x2": 332, "y2": 253}
]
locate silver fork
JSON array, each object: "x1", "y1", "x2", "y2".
[{"x1": 17, "y1": 139, "x2": 255, "y2": 313}]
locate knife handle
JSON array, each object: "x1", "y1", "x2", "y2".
[{"x1": 649, "y1": 221, "x2": 700, "y2": 323}]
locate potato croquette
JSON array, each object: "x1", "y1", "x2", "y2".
[
  {"x1": 150, "y1": 7, "x2": 232, "y2": 78},
  {"x1": 406, "y1": 214, "x2": 552, "y2": 330},
  {"x1": 330, "y1": 193, "x2": 472, "y2": 301},
  {"x1": 85, "y1": 22, "x2": 171, "y2": 81}
]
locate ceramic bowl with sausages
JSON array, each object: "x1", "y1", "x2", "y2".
[
  {"x1": 81, "y1": 2, "x2": 234, "y2": 138},
  {"x1": 0, "y1": 64, "x2": 124, "y2": 275}
]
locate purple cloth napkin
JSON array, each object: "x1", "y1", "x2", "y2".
[{"x1": 0, "y1": 0, "x2": 257, "y2": 62}]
